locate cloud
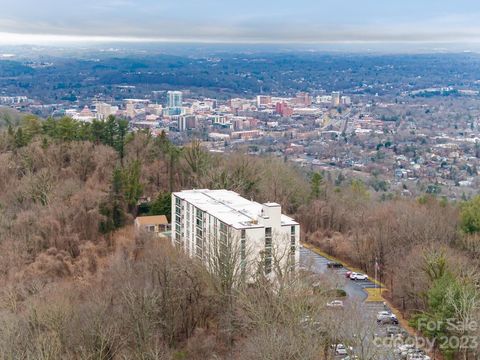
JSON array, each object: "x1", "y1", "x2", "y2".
[{"x1": 0, "y1": 0, "x2": 480, "y2": 44}]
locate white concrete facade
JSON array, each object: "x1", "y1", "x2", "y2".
[{"x1": 171, "y1": 189, "x2": 300, "y2": 279}]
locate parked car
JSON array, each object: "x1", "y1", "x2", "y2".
[
  {"x1": 350, "y1": 272, "x2": 368, "y2": 280},
  {"x1": 394, "y1": 344, "x2": 414, "y2": 356},
  {"x1": 377, "y1": 311, "x2": 398, "y2": 324},
  {"x1": 326, "y1": 300, "x2": 344, "y2": 308},
  {"x1": 407, "y1": 349, "x2": 430, "y2": 360},
  {"x1": 383, "y1": 315, "x2": 399, "y2": 325},
  {"x1": 331, "y1": 344, "x2": 348, "y2": 356},
  {"x1": 345, "y1": 271, "x2": 352, "y2": 278},
  {"x1": 402, "y1": 347, "x2": 418, "y2": 358},
  {"x1": 408, "y1": 354, "x2": 430, "y2": 360},
  {"x1": 327, "y1": 261, "x2": 343, "y2": 268}
]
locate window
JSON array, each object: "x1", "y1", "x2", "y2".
[
  {"x1": 241, "y1": 230, "x2": 246, "y2": 275},
  {"x1": 265, "y1": 256, "x2": 272, "y2": 275},
  {"x1": 290, "y1": 226, "x2": 296, "y2": 249},
  {"x1": 196, "y1": 236, "x2": 203, "y2": 259},
  {"x1": 195, "y1": 209, "x2": 204, "y2": 260},
  {"x1": 265, "y1": 227, "x2": 272, "y2": 274},
  {"x1": 196, "y1": 246, "x2": 203, "y2": 259},
  {"x1": 219, "y1": 235, "x2": 228, "y2": 260},
  {"x1": 220, "y1": 222, "x2": 228, "y2": 233},
  {"x1": 290, "y1": 226, "x2": 296, "y2": 272},
  {"x1": 175, "y1": 232, "x2": 182, "y2": 246},
  {"x1": 289, "y1": 252, "x2": 296, "y2": 272}
]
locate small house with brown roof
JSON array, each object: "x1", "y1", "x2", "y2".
[{"x1": 134, "y1": 215, "x2": 170, "y2": 235}]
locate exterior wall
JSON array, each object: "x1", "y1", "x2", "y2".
[
  {"x1": 134, "y1": 221, "x2": 170, "y2": 235},
  {"x1": 171, "y1": 193, "x2": 300, "y2": 281}
]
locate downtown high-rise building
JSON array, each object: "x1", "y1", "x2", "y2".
[
  {"x1": 331, "y1": 91, "x2": 341, "y2": 107},
  {"x1": 167, "y1": 91, "x2": 183, "y2": 108}
]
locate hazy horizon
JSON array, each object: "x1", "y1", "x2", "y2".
[
  {"x1": 4, "y1": 41, "x2": 480, "y2": 58},
  {"x1": 1, "y1": 0, "x2": 480, "y2": 48}
]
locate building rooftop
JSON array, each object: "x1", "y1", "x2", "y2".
[
  {"x1": 135, "y1": 215, "x2": 168, "y2": 225},
  {"x1": 174, "y1": 189, "x2": 298, "y2": 229}
]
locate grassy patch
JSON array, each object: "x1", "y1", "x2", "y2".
[{"x1": 365, "y1": 287, "x2": 385, "y2": 302}]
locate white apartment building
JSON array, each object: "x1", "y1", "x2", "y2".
[{"x1": 171, "y1": 189, "x2": 300, "y2": 280}]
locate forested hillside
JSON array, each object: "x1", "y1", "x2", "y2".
[{"x1": 0, "y1": 115, "x2": 479, "y2": 359}]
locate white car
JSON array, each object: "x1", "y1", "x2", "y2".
[
  {"x1": 377, "y1": 311, "x2": 398, "y2": 324},
  {"x1": 350, "y1": 272, "x2": 368, "y2": 280},
  {"x1": 326, "y1": 300, "x2": 344, "y2": 308},
  {"x1": 407, "y1": 350, "x2": 431, "y2": 360},
  {"x1": 377, "y1": 310, "x2": 395, "y2": 320},
  {"x1": 408, "y1": 355, "x2": 429, "y2": 360},
  {"x1": 394, "y1": 344, "x2": 414, "y2": 356},
  {"x1": 403, "y1": 348, "x2": 419, "y2": 358},
  {"x1": 332, "y1": 344, "x2": 348, "y2": 356}
]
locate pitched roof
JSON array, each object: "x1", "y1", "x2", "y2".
[{"x1": 135, "y1": 215, "x2": 168, "y2": 225}]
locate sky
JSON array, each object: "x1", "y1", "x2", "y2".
[{"x1": 1, "y1": 0, "x2": 480, "y2": 45}]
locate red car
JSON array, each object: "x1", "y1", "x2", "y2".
[{"x1": 345, "y1": 271, "x2": 352, "y2": 278}]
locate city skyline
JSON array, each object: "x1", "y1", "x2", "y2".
[{"x1": 1, "y1": 0, "x2": 480, "y2": 46}]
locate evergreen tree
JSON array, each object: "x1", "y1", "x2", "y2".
[
  {"x1": 90, "y1": 119, "x2": 106, "y2": 144},
  {"x1": 104, "y1": 115, "x2": 117, "y2": 147},
  {"x1": 148, "y1": 192, "x2": 172, "y2": 221},
  {"x1": 115, "y1": 118, "x2": 129, "y2": 164},
  {"x1": 14, "y1": 127, "x2": 27, "y2": 148},
  {"x1": 100, "y1": 167, "x2": 127, "y2": 234},
  {"x1": 310, "y1": 172, "x2": 323, "y2": 199},
  {"x1": 123, "y1": 160, "x2": 143, "y2": 214}
]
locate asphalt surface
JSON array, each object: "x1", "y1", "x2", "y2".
[
  {"x1": 300, "y1": 246, "x2": 404, "y2": 359},
  {"x1": 300, "y1": 246, "x2": 381, "y2": 301}
]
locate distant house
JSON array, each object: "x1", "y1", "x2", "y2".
[{"x1": 134, "y1": 215, "x2": 170, "y2": 235}]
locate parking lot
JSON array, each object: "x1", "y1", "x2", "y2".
[
  {"x1": 300, "y1": 246, "x2": 430, "y2": 360},
  {"x1": 300, "y1": 246, "x2": 380, "y2": 301}
]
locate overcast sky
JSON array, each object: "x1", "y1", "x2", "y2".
[{"x1": 1, "y1": 0, "x2": 480, "y2": 44}]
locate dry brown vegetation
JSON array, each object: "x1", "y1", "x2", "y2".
[
  {"x1": 0, "y1": 128, "x2": 324, "y2": 359},
  {"x1": 0, "y1": 140, "x2": 117, "y2": 285},
  {"x1": 0, "y1": 228, "x2": 358, "y2": 359},
  {"x1": 0, "y1": 119, "x2": 479, "y2": 358},
  {"x1": 298, "y1": 186, "x2": 477, "y2": 307}
]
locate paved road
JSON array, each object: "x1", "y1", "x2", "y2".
[
  {"x1": 300, "y1": 246, "x2": 381, "y2": 301},
  {"x1": 300, "y1": 246, "x2": 409, "y2": 360}
]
